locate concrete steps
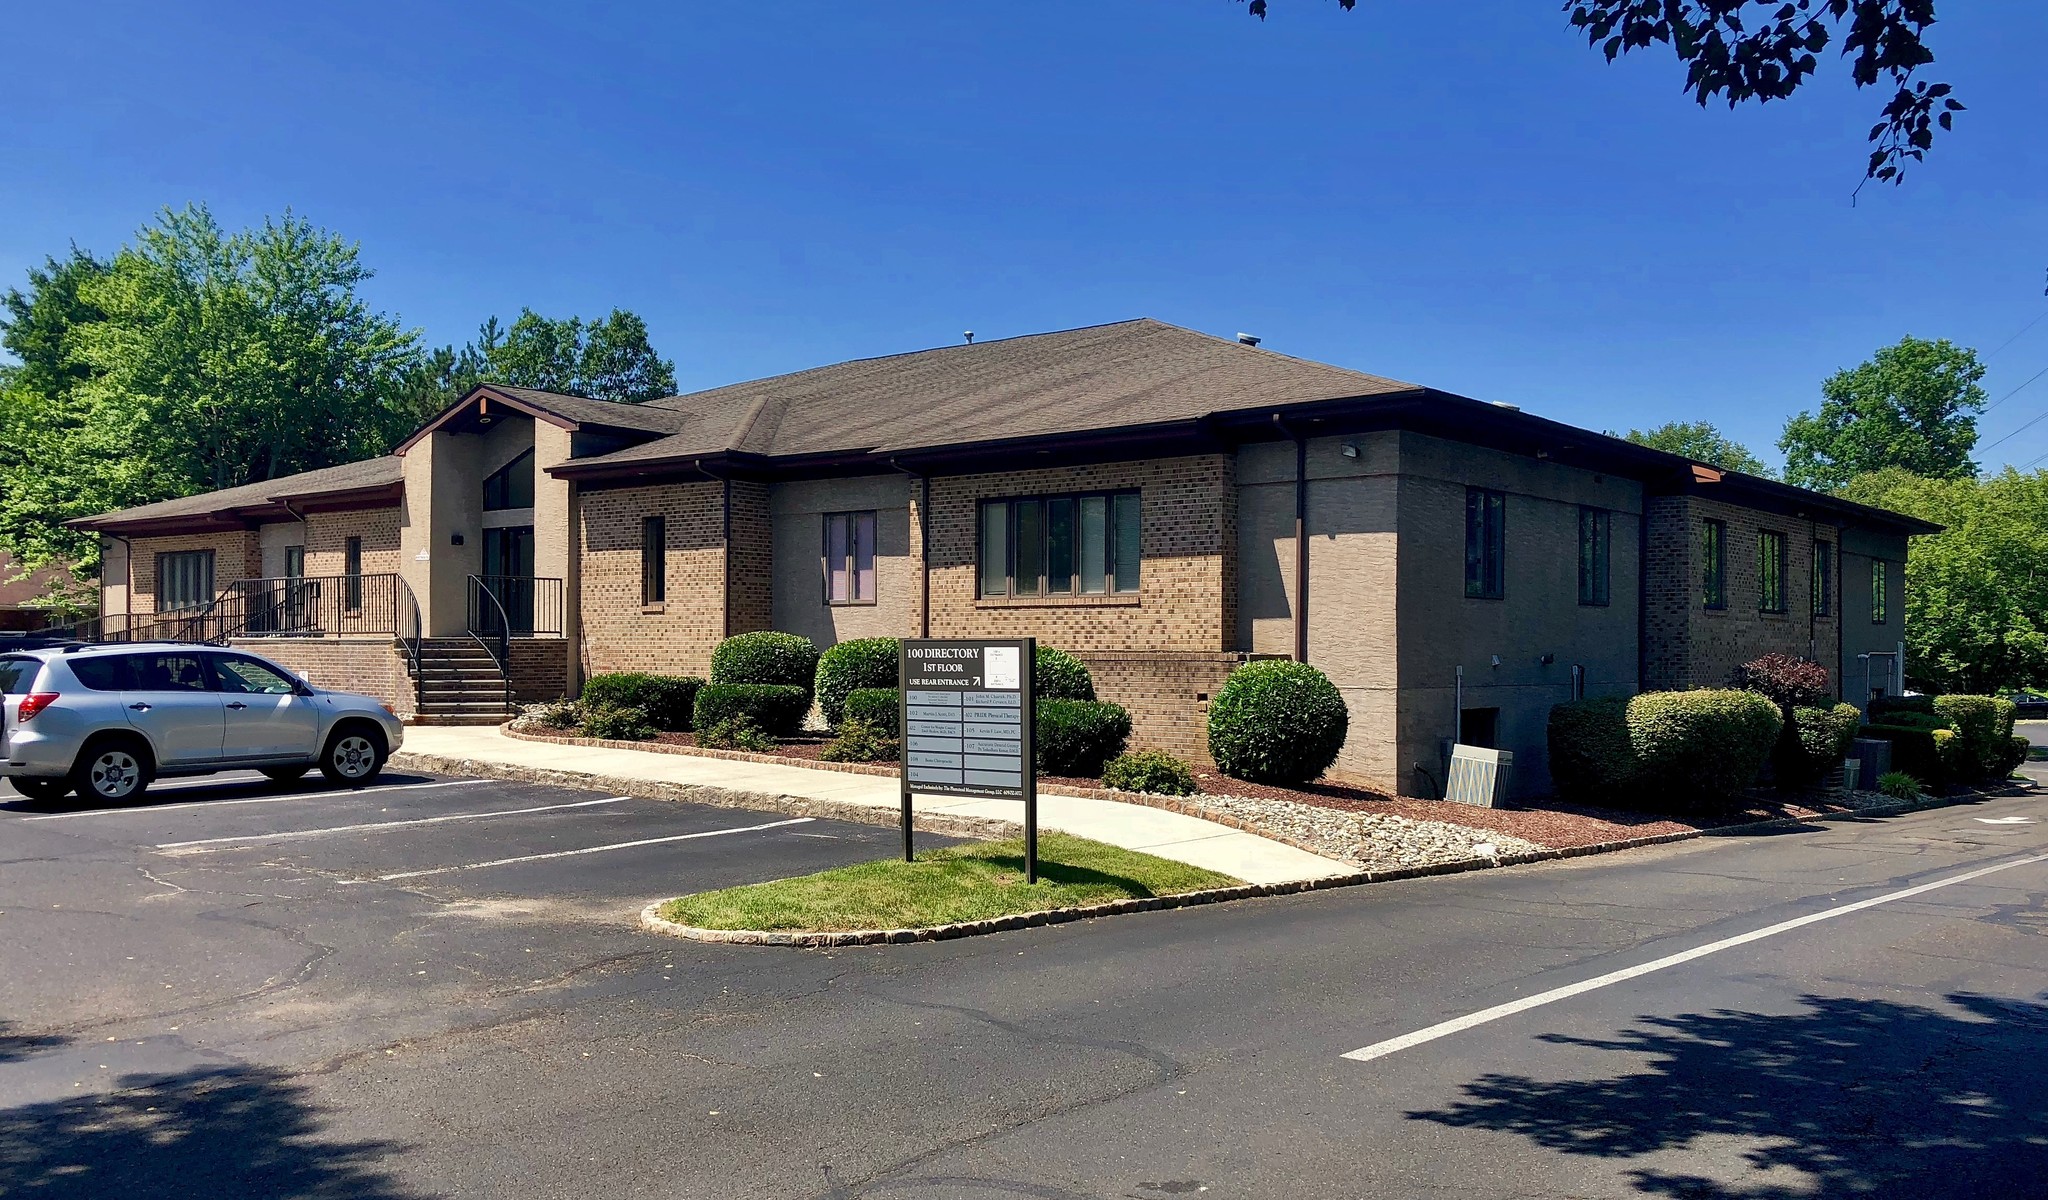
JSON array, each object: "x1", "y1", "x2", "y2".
[{"x1": 408, "y1": 639, "x2": 512, "y2": 722}]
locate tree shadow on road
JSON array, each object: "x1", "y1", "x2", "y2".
[
  {"x1": 1407, "y1": 992, "x2": 2048, "y2": 1198},
  {"x1": 0, "y1": 1020, "x2": 66, "y2": 1063},
  {"x1": 0, "y1": 1063, "x2": 426, "y2": 1199}
]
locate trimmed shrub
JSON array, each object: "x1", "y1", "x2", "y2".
[
  {"x1": 1628, "y1": 689, "x2": 1783, "y2": 804},
  {"x1": 815, "y1": 638, "x2": 899, "y2": 727},
  {"x1": 1733, "y1": 653, "x2": 1832, "y2": 709},
  {"x1": 581, "y1": 672, "x2": 703, "y2": 731},
  {"x1": 1207, "y1": 660, "x2": 1349, "y2": 786},
  {"x1": 1781, "y1": 702, "x2": 1862, "y2": 786},
  {"x1": 843, "y1": 688, "x2": 900, "y2": 737},
  {"x1": 1101, "y1": 750, "x2": 1198, "y2": 796},
  {"x1": 524, "y1": 700, "x2": 584, "y2": 731},
  {"x1": 1036, "y1": 699, "x2": 1132, "y2": 777},
  {"x1": 1870, "y1": 694, "x2": 1937, "y2": 721},
  {"x1": 710, "y1": 631, "x2": 820, "y2": 695},
  {"x1": 1877, "y1": 770, "x2": 1921, "y2": 801},
  {"x1": 1997, "y1": 735, "x2": 2030, "y2": 778},
  {"x1": 818, "y1": 718, "x2": 898, "y2": 764},
  {"x1": 693, "y1": 683, "x2": 811, "y2": 736},
  {"x1": 1034, "y1": 647, "x2": 1096, "y2": 701},
  {"x1": 1859, "y1": 723, "x2": 1948, "y2": 788},
  {"x1": 1550, "y1": 689, "x2": 1781, "y2": 809},
  {"x1": 1933, "y1": 695, "x2": 2019, "y2": 784},
  {"x1": 699, "y1": 714, "x2": 774, "y2": 753},
  {"x1": 580, "y1": 705, "x2": 656, "y2": 741},
  {"x1": 1547, "y1": 696, "x2": 1634, "y2": 805}
]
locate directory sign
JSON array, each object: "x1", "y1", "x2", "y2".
[{"x1": 897, "y1": 638, "x2": 1038, "y2": 878}]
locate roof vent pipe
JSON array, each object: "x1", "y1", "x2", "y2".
[
  {"x1": 963, "y1": 331, "x2": 974, "y2": 344},
  {"x1": 1489, "y1": 401, "x2": 1521, "y2": 412},
  {"x1": 1237, "y1": 332, "x2": 1262, "y2": 347}
]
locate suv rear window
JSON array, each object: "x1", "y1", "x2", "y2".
[
  {"x1": 0, "y1": 658, "x2": 39, "y2": 694},
  {"x1": 69, "y1": 655, "x2": 136, "y2": 691}
]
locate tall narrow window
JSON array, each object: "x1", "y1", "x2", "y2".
[
  {"x1": 1112, "y1": 492, "x2": 1140, "y2": 593},
  {"x1": 283, "y1": 545, "x2": 305, "y2": 579},
  {"x1": 641, "y1": 516, "x2": 665, "y2": 604},
  {"x1": 1872, "y1": 558, "x2": 1889, "y2": 624},
  {"x1": 344, "y1": 536, "x2": 364, "y2": 611},
  {"x1": 825, "y1": 511, "x2": 877, "y2": 604},
  {"x1": 979, "y1": 501, "x2": 1009, "y2": 597},
  {"x1": 1812, "y1": 540, "x2": 1833, "y2": 616},
  {"x1": 156, "y1": 550, "x2": 215, "y2": 612},
  {"x1": 1013, "y1": 499, "x2": 1046, "y2": 596},
  {"x1": 1757, "y1": 530, "x2": 1787, "y2": 613},
  {"x1": 1577, "y1": 507, "x2": 1610, "y2": 607},
  {"x1": 1702, "y1": 519, "x2": 1727, "y2": 610},
  {"x1": 482, "y1": 450, "x2": 535, "y2": 510},
  {"x1": 1464, "y1": 488, "x2": 1505, "y2": 599}
]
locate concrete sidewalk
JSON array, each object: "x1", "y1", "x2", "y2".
[{"x1": 395, "y1": 725, "x2": 1350, "y2": 886}]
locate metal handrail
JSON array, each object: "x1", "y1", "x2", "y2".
[
  {"x1": 395, "y1": 576, "x2": 425, "y2": 712},
  {"x1": 464, "y1": 575, "x2": 515, "y2": 712}
]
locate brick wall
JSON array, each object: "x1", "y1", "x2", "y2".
[
  {"x1": 579, "y1": 480, "x2": 727, "y2": 677},
  {"x1": 726, "y1": 479, "x2": 774, "y2": 636},
  {"x1": 303, "y1": 509, "x2": 401, "y2": 578},
  {"x1": 1078, "y1": 650, "x2": 1255, "y2": 766},
  {"x1": 508, "y1": 639, "x2": 570, "y2": 702},
  {"x1": 232, "y1": 638, "x2": 414, "y2": 716},
  {"x1": 130, "y1": 531, "x2": 262, "y2": 617},
  {"x1": 925, "y1": 455, "x2": 1233, "y2": 651},
  {"x1": 1641, "y1": 494, "x2": 1844, "y2": 692}
]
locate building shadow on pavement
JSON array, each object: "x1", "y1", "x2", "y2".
[
  {"x1": 1407, "y1": 992, "x2": 2048, "y2": 1198},
  {"x1": 0, "y1": 1062, "x2": 426, "y2": 1199},
  {"x1": 0, "y1": 1021, "x2": 67, "y2": 1064}
]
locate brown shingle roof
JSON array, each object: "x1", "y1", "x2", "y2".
[
  {"x1": 569, "y1": 319, "x2": 1419, "y2": 469},
  {"x1": 476, "y1": 385, "x2": 696, "y2": 436},
  {"x1": 71, "y1": 456, "x2": 404, "y2": 531}
]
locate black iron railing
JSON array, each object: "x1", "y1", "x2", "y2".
[{"x1": 465, "y1": 575, "x2": 564, "y2": 640}]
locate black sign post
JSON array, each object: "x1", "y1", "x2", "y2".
[{"x1": 897, "y1": 637, "x2": 1038, "y2": 883}]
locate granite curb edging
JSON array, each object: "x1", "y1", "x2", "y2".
[{"x1": 631, "y1": 788, "x2": 2000, "y2": 947}]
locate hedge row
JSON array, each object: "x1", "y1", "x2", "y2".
[
  {"x1": 1549, "y1": 689, "x2": 1783, "y2": 809},
  {"x1": 693, "y1": 683, "x2": 811, "y2": 736},
  {"x1": 1861, "y1": 694, "x2": 2021, "y2": 788},
  {"x1": 580, "y1": 673, "x2": 702, "y2": 732}
]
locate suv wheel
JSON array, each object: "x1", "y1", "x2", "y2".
[
  {"x1": 72, "y1": 738, "x2": 154, "y2": 804},
  {"x1": 319, "y1": 724, "x2": 387, "y2": 786}
]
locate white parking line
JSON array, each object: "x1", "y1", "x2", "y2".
[
  {"x1": 1340, "y1": 851, "x2": 2048, "y2": 1065},
  {"x1": 358, "y1": 816, "x2": 817, "y2": 882},
  {"x1": 154, "y1": 796, "x2": 632, "y2": 851},
  {"x1": 16, "y1": 778, "x2": 488, "y2": 821}
]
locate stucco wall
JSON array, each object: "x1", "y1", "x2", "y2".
[
  {"x1": 1840, "y1": 526, "x2": 1909, "y2": 707},
  {"x1": 770, "y1": 475, "x2": 917, "y2": 648}
]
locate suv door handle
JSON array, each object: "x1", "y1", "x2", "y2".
[
  {"x1": 128, "y1": 703, "x2": 151, "y2": 712},
  {"x1": 225, "y1": 702, "x2": 248, "y2": 710}
]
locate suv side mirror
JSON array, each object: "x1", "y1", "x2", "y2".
[{"x1": 295, "y1": 672, "x2": 317, "y2": 695}]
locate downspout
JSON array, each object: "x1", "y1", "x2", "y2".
[
  {"x1": 693, "y1": 459, "x2": 733, "y2": 639},
  {"x1": 1272, "y1": 415, "x2": 1309, "y2": 663},
  {"x1": 888, "y1": 459, "x2": 931, "y2": 638}
]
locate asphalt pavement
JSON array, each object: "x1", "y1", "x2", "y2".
[{"x1": 2, "y1": 759, "x2": 2045, "y2": 1199}]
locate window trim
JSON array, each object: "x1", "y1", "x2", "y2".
[
  {"x1": 1701, "y1": 519, "x2": 1728, "y2": 611},
  {"x1": 1872, "y1": 557, "x2": 1889, "y2": 624},
  {"x1": 1757, "y1": 529, "x2": 1788, "y2": 615},
  {"x1": 1812, "y1": 539, "x2": 1833, "y2": 617},
  {"x1": 1577, "y1": 506, "x2": 1611, "y2": 607},
  {"x1": 823, "y1": 510, "x2": 879, "y2": 606},
  {"x1": 1464, "y1": 487, "x2": 1506, "y2": 600},
  {"x1": 641, "y1": 515, "x2": 666, "y2": 607},
  {"x1": 155, "y1": 549, "x2": 216, "y2": 613},
  {"x1": 976, "y1": 490, "x2": 1141, "y2": 599}
]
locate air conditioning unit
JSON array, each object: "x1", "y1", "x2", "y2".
[{"x1": 1446, "y1": 745, "x2": 1513, "y2": 808}]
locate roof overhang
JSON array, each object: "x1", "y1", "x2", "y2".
[
  {"x1": 69, "y1": 481, "x2": 405, "y2": 537},
  {"x1": 391, "y1": 386, "x2": 576, "y2": 454}
]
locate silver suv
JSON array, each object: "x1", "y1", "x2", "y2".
[{"x1": 0, "y1": 642, "x2": 406, "y2": 804}]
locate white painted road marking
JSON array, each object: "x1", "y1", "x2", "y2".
[
  {"x1": 1975, "y1": 817, "x2": 2034, "y2": 825},
  {"x1": 17, "y1": 778, "x2": 488, "y2": 821},
  {"x1": 358, "y1": 816, "x2": 818, "y2": 882},
  {"x1": 1341, "y1": 851, "x2": 2048, "y2": 1065},
  {"x1": 154, "y1": 796, "x2": 632, "y2": 851}
]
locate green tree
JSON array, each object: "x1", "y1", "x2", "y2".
[
  {"x1": 1621, "y1": 421, "x2": 1772, "y2": 476},
  {"x1": 1244, "y1": 1, "x2": 1960, "y2": 186},
  {"x1": 422, "y1": 307, "x2": 677, "y2": 409},
  {"x1": 1779, "y1": 336, "x2": 1986, "y2": 493},
  {"x1": 1840, "y1": 467, "x2": 2048, "y2": 694}
]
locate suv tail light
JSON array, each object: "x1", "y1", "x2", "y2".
[{"x1": 16, "y1": 692, "x2": 59, "y2": 722}]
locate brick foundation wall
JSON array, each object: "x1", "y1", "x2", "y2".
[
  {"x1": 232, "y1": 638, "x2": 414, "y2": 716},
  {"x1": 507, "y1": 639, "x2": 570, "y2": 703},
  {"x1": 1078, "y1": 650, "x2": 1254, "y2": 766},
  {"x1": 579, "y1": 480, "x2": 727, "y2": 676}
]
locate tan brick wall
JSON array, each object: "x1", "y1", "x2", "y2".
[
  {"x1": 726, "y1": 479, "x2": 774, "y2": 636},
  {"x1": 1079, "y1": 650, "x2": 1254, "y2": 767},
  {"x1": 926, "y1": 455, "x2": 1233, "y2": 652},
  {"x1": 508, "y1": 639, "x2": 571, "y2": 703},
  {"x1": 1642, "y1": 494, "x2": 1844, "y2": 694},
  {"x1": 129, "y1": 531, "x2": 262, "y2": 617},
  {"x1": 579, "y1": 480, "x2": 727, "y2": 677},
  {"x1": 302, "y1": 509, "x2": 401, "y2": 579}
]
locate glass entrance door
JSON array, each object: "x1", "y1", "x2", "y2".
[{"x1": 479, "y1": 526, "x2": 536, "y2": 635}]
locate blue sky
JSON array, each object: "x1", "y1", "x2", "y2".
[{"x1": 5, "y1": 1, "x2": 2045, "y2": 471}]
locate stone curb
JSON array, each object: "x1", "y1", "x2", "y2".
[{"x1": 632, "y1": 788, "x2": 2007, "y2": 947}]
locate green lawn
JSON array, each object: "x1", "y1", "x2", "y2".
[{"x1": 657, "y1": 832, "x2": 1241, "y2": 932}]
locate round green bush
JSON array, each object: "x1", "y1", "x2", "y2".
[
  {"x1": 710, "y1": 631, "x2": 820, "y2": 695},
  {"x1": 1100, "y1": 749, "x2": 1198, "y2": 796},
  {"x1": 815, "y1": 638, "x2": 899, "y2": 727},
  {"x1": 1546, "y1": 696, "x2": 1634, "y2": 805},
  {"x1": 699, "y1": 714, "x2": 774, "y2": 752},
  {"x1": 1035, "y1": 699, "x2": 1132, "y2": 777},
  {"x1": 692, "y1": 683, "x2": 812, "y2": 736},
  {"x1": 1627, "y1": 689, "x2": 1782, "y2": 804},
  {"x1": 581, "y1": 672, "x2": 703, "y2": 732},
  {"x1": 842, "y1": 687, "x2": 900, "y2": 737},
  {"x1": 580, "y1": 705, "x2": 656, "y2": 741},
  {"x1": 818, "y1": 718, "x2": 898, "y2": 764},
  {"x1": 1785, "y1": 702, "x2": 1861, "y2": 785},
  {"x1": 1034, "y1": 647, "x2": 1096, "y2": 701},
  {"x1": 1206, "y1": 660, "x2": 1348, "y2": 785},
  {"x1": 1933, "y1": 695, "x2": 2019, "y2": 784}
]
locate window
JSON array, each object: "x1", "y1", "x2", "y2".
[
  {"x1": 1577, "y1": 507, "x2": 1610, "y2": 607},
  {"x1": 1757, "y1": 530, "x2": 1787, "y2": 614},
  {"x1": 1812, "y1": 540, "x2": 1833, "y2": 616},
  {"x1": 1463, "y1": 488, "x2": 1505, "y2": 599},
  {"x1": 977, "y1": 492, "x2": 1140, "y2": 597},
  {"x1": 0, "y1": 658, "x2": 38, "y2": 695},
  {"x1": 482, "y1": 449, "x2": 535, "y2": 510},
  {"x1": 283, "y1": 545, "x2": 305, "y2": 579},
  {"x1": 825, "y1": 511, "x2": 878, "y2": 604},
  {"x1": 1701, "y1": 519, "x2": 1727, "y2": 610},
  {"x1": 344, "y1": 536, "x2": 364, "y2": 611},
  {"x1": 211, "y1": 654, "x2": 298, "y2": 695},
  {"x1": 641, "y1": 516, "x2": 666, "y2": 605},
  {"x1": 156, "y1": 550, "x2": 215, "y2": 612},
  {"x1": 127, "y1": 651, "x2": 212, "y2": 692},
  {"x1": 1873, "y1": 558, "x2": 1889, "y2": 624}
]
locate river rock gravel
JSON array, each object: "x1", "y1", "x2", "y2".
[{"x1": 1184, "y1": 792, "x2": 1543, "y2": 871}]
